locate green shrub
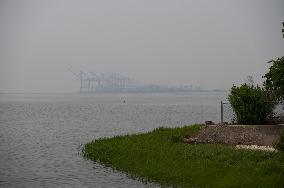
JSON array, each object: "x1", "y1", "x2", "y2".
[
  {"x1": 264, "y1": 57, "x2": 284, "y2": 101},
  {"x1": 273, "y1": 131, "x2": 284, "y2": 151},
  {"x1": 228, "y1": 84, "x2": 275, "y2": 124}
]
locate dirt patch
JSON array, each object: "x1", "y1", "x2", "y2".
[{"x1": 185, "y1": 125, "x2": 284, "y2": 146}]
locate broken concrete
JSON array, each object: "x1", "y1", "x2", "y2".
[{"x1": 185, "y1": 125, "x2": 284, "y2": 146}]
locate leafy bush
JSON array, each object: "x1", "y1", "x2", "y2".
[
  {"x1": 264, "y1": 57, "x2": 284, "y2": 101},
  {"x1": 228, "y1": 84, "x2": 275, "y2": 124},
  {"x1": 273, "y1": 131, "x2": 284, "y2": 151}
]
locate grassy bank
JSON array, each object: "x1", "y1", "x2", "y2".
[{"x1": 83, "y1": 125, "x2": 284, "y2": 187}]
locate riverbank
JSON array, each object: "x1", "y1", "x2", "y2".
[
  {"x1": 83, "y1": 125, "x2": 284, "y2": 187},
  {"x1": 184, "y1": 124, "x2": 284, "y2": 146}
]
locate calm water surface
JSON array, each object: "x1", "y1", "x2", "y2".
[{"x1": 0, "y1": 92, "x2": 227, "y2": 187}]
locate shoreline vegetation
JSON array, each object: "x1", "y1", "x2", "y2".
[{"x1": 83, "y1": 125, "x2": 284, "y2": 187}]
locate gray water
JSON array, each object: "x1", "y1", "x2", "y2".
[{"x1": 0, "y1": 92, "x2": 227, "y2": 187}]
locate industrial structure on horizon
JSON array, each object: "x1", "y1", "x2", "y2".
[
  {"x1": 78, "y1": 71, "x2": 142, "y2": 92},
  {"x1": 68, "y1": 69, "x2": 203, "y2": 93}
]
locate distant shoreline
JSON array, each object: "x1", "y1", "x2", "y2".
[{"x1": 0, "y1": 90, "x2": 228, "y2": 95}]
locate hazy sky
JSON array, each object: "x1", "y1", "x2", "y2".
[{"x1": 0, "y1": 0, "x2": 283, "y2": 92}]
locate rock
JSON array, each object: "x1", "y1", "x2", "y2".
[
  {"x1": 205, "y1": 121, "x2": 215, "y2": 125},
  {"x1": 193, "y1": 125, "x2": 284, "y2": 146},
  {"x1": 183, "y1": 137, "x2": 197, "y2": 144},
  {"x1": 235, "y1": 145, "x2": 277, "y2": 152}
]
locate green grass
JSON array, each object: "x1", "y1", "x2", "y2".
[{"x1": 83, "y1": 125, "x2": 284, "y2": 187}]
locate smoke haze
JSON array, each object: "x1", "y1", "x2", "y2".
[{"x1": 0, "y1": 0, "x2": 283, "y2": 92}]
